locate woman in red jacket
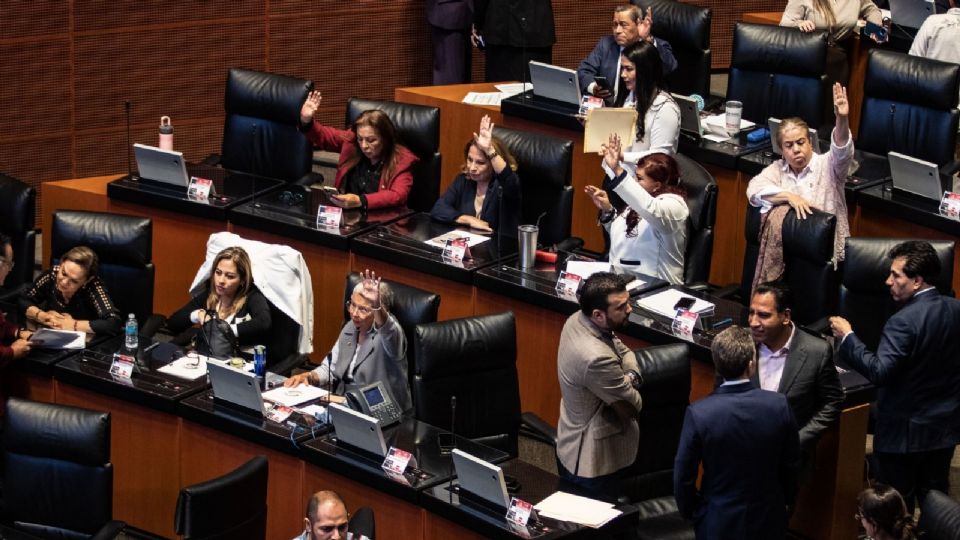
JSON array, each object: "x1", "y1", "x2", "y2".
[{"x1": 299, "y1": 91, "x2": 417, "y2": 211}]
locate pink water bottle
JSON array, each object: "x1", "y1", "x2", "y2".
[{"x1": 158, "y1": 116, "x2": 174, "y2": 151}]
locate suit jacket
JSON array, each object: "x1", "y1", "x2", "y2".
[
  {"x1": 166, "y1": 285, "x2": 273, "y2": 348},
  {"x1": 839, "y1": 289, "x2": 960, "y2": 453},
  {"x1": 320, "y1": 314, "x2": 412, "y2": 414},
  {"x1": 556, "y1": 312, "x2": 643, "y2": 478},
  {"x1": 426, "y1": 0, "x2": 473, "y2": 30},
  {"x1": 576, "y1": 35, "x2": 679, "y2": 103},
  {"x1": 474, "y1": 0, "x2": 556, "y2": 47},
  {"x1": 674, "y1": 382, "x2": 799, "y2": 539},
  {"x1": 751, "y1": 326, "x2": 843, "y2": 453},
  {"x1": 428, "y1": 170, "x2": 521, "y2": 234},
  {"x1": 304, "y1": 123, "x2": 418, "y2": 210}
]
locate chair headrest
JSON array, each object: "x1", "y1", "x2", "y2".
[
  {"x1": 731, "y1": 22, "x2": 828, "y2": 76},
  {"x1": 782, "y1": 208, "x2": 836, "y2": 262},
  {"x1": 633, "y1": 0, "x2": 712, "y2": 50},
  {"x1": 345, "y1": 98, "x2": 440, "y2": 158},
  {"x1": 2, "y1": 397, "x2": 110, "y2": 465},
  {"x1": 51, "y1": 211, "x2": 152, "y2": 266},
  {"x1": 0, "y1": 173, "x2": 35, "y2": 235},
  {"x1": 225, "y1": 68, "x2": 313, "y2": 124},
  {"x1": 634, "y1": 343, "x2": 690, "y2": 404},
  {"x1": 843, "y1": 237, "x2": 955, "y2": 295},
  {"x1": 864, "y1": 49, "x2": 960, "y2": 111},
  {"x1": 414, "y1": 312, "x2": 516, "y2": 377},
  {"x1": 674, "y1": 153, "x2": 716, "y2": 231},
  {"x1": 491, "y1": 126, "x2": 573, "y2": 190}
]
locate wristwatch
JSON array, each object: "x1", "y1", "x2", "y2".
[
  {"x1": 626, "y1": 369, "x2": 643, "y2": 390},
  {"x1": 487, "y1": 148, "x2": 499, "y2": 160}
]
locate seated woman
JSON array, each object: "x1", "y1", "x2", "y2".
[
  {"x1": 430, "y1": 115, "x2": 521, "y2": 234},
  {"x1": 856, "y1": 484, "x2": 918, "y2": 540},
  {"x1": 20, "y1": 246, "x2": 121, "y2": 336},
  {"x1": 746, "y1": 83, "x2": 853, "y2": 288},
  {"x1": 285, "y1": 269, "x2": 411, "y2": 414},
  {"x1": 299, "y1": 91, "x2": 417, "y2": 211},
  {"x1": 166, "y1": 246, "x2": 271, "y2": 355},
  {"x1": 586, "y1": 139, "x2": 689, "y2": 285},
  {"x1": 0, "y1": 233, "x2": 30, "y2": 363}
]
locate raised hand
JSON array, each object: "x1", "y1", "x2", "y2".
[
  {"x1": 832, "y1": 83, "x2": 849, "y2": 118},
  {"x1": 599, "y1": 133, "x2": 624, "y2": 172},
  {"x1": 473, "y1": 115, "x2": 495, "y2": 155},
  {"x1": 360, "y1": 269, "x2": 381, "y2": 308},
  {"x1": 300, "y1": 90, "x2": 322, "y2": 124},
  {"x1": 584, "y1": 185, "x2": 613, "y2": 212},
  {"x1": 639, "y1": 7, "x2": 654, "y2": 41}
]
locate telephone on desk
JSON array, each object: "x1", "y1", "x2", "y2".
[{"x1": 345, "y1": 381, "x2": 402, "y2": 427}]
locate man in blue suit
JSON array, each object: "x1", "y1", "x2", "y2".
[
  {"x1": 674, "y1": 326, "x2": 799, "y2": 539},
  {"x1": 831, "y1": 240, "x2": 960, "y2": 512},
  {"x1": 577, "y1": 4, "x2": 678, "y2": 106}
]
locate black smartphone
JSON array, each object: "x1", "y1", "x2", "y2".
[
  {"x1": 862, "y1": 21, "x2": 888, "y2": 43},
  {"x1": 594, "y1": 76, "x2": 611, "y2": 91},
  {"x1": 438, "y1": 433, "x2": 456, "y2": 454},
  {"x1": 673, "y1": 296, "x2": 696, "y2": 311}
]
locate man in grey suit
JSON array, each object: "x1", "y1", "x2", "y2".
[
  {"x1": 556, "y1": 272, "x2": 642, "y2": 501},
  {"x1": 749, "y1": 282, "x2": 843, "y2": 458},
  {"x1": 426, "y1": 0, "x2": 473, "y2": 85},
  {"x1": 285, "y1": 269, "x2": 411, "y2": 413}
]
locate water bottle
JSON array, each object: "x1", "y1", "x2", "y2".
[
  {"x1": 253, "y1": 345, "x2": 266, "y2": 389},
  {"x1": 125, "y1": 313, "x2": 139, "y2": 350},
  {"x1": 158, "y1": 116, "x2": 174, "y2": 151}
]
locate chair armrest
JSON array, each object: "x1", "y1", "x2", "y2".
[
  {"x1": 803, "y1": 316, "x2": 831, "y2": 336},
  {"x1": 271, "y1": 353, "x2": 311, "y2": 377},
  {"x1": 520, "y1": 411, "x2": 557, "y2": 447},
  {"x1": 90, "y1": 520, "x2": 127, "y2": 540},
  {"x1": 313, "y1": 150, "x2": 340, "y2": 169},
  {"x1": 940, "y1": 160, "x2": 960, "y2": 177},
  {"x1": 140, "y1": 314, "x2": 166, "y2": 339},
  {"x1": 293, "y1": 171, "x2": 325, "y2": 187},
  {"x1": 553, "y1": 237, "x2": 584, "y2": 252},
  {"x1": 684, "y1": 282, "x2": 711, "y2": 292},
  {"x1": 711, "y1": 283, "x2": 742, "y2": 300},
  {"x1": 200, "y1": 154, "x2": 221, "y2": 167}
]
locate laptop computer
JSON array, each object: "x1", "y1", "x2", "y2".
[
  {"x1": 528, "y1": 61, "x2": 581, "y2": 106},
  {"x1": 673, "y1": 94, "x2": 703, "y2": 137},
  {"x1": 890, "y1": 0, "x2": 936, "y2": 29},
  {"x1": 328, "y1": 403, "x2": 389, "y2": 458},
  {"x1": 768, "y1": 118, "x2": 821, "y2": 155},
  {"x1": 452, "y1": 448, "x2": 511, "y2": 509},
  {"x1": 889, "y1": 151, "x2": 944, "y2": 200},
  {"x1": 207, "y1": 360, "x2": 266, "y2": 415},
  {"x1": 133, "y1": 143, "x2": 190, "y2": 188}
]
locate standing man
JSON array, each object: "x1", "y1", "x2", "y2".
[
  {"x1": 675, "y1": 326, "x2": 799, "y2": 538},
  {"x1": 749, "y1": 282, "x2": 843, "y2": 459},
  {"x1": 556, "y1": 272, "x2": 642, "y2": 501},
  {"x1": 830, "y1": 240, "x2": 960, "y2": 512},
  {"x1": 295, "y1": 490, "x2": 373, "y2": 540},
  {"x1": 427, "y1": 0, "x2": 473, "y2": 85},
  {"x1": 472, "y1": 0, "x2": 556, "y2": 83},
  {"x1": 577, "y1": 5, "x2": 678, "y2": 106}
]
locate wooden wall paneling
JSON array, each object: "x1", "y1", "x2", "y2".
[
  {"x1": 55, "y1": 383, "x2": 181, "y2": 538},
  {"x1": 181, "y1": 420, "x2": 306, "y2": 540},
  {"x1": 71, "y1": 1, "x2": 265, "y2": 31},
  {"x1": 302, "y1": 463, "x2": 424, "y2": 540},
  {"x1": 708, "y1": 166, "x2": 747, "y2": 286},
  {"x1": 3, "y1": 371, "x2": 56, "y2": 404},
  {"x1": 422, "y1": 511, "x2": 490, "y2": 540},
  {"x1": 352, "y1": 254, "x2": 476, "y2": 322}
]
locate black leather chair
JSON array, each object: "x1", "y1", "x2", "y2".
[
  {"x1": 676, "y1": 154, "x2": 717, "y2": 285},
  {"x1": 738, "y1": 206, "x2": 839, "y2": 325},
  {"x1": 51, "y1": 210, "x2": 155, "y2": 325},
  {"x1": 174, "y1": 455, "x2": 268, "y2": 540},
  {"x1": 348, "y1": 506, "x2": 376, "y2": 540},
  {"x1": 828, "y1": 237, "x2": 955, "y2": 350},
  {"x1": 218, "y1": 68, "x2": 315, "y2": 183},
  {"x1": 857, "y1": 49, "x2": 960, "y2": 168},
  {"x1": 726, "y1": 23, "x2": 830, "y2": 129},
  {"x1": 632, "y1": 0, "x2": 712, "y2": 98},
  {"x1": 341, "y1": 272, "x2": 440, "y2": 394},
  {"x1": 345, "y1": 98, "x2": 441, "y2": 213},
  {"x1": 1, "y1": 397, "x2": 125, "y2": 540},
  {"x1": 491, "y1": 126, "x2": 574, "y2": 246},
  {"x1": 0, "y1": 173, "x2": 36, "y2": 301},
  {"x1": 919, "y1": 490, "x2": 960, "y2": 540},
  {"x1": 413, "y1": 312, "x2": 520, "y2": 457}
]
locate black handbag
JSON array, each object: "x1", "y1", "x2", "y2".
[{"x1": 195, "y1": 317, "x2": 239, "y2": 359}]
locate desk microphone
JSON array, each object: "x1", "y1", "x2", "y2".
[
  {"x1": 520, "y1": 16, "x2": 528, "y2": 102},
  {"x1": 447, "y1": 395, "x2": 457, "y2": 499},
  {"x1": 124, "y1": 100, "x2": 134, "y2": 178},
  {"x1": 496, "y1": 185, "x2": 504, "y2": 267}
]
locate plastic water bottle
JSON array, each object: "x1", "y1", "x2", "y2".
[{"x1": 125, "y1": 313, "x2": 139, "y2": 350}]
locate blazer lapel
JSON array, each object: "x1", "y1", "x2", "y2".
[{"x1": 778, "y1": 335, "x2": 807, "y2": 394}]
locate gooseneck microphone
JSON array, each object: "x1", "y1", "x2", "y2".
[
  {"x1": 520, "y1": 16, "x2": 528, "y2": 102},
  {"x1": 124, "y1": 100, "x2": 133, "y2": 178},
  {"x1": 447, "y1": 395, "x2": 458, "y2": 499},
  {"x1": 496, "y1": 185, "x2": 504, "y2": 266}
]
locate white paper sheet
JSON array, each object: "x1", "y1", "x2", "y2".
[
  {"x1": 702, "y1": 114, "x2": 756, "y2": 132},
  {"x1": 494, "y1": 83, "x2": 532, "y2": 97},
  {"x1": 636, "y1": 287, "x2": 715, "y2": 318},
  {"x1": 262, "y1": 384, "x2": 329, "y2": 407},
  {"x1": 426, "y1": 230, "x2": 491, "y2": 248},
  {"x1": 534, "y1": 491, "x2": 622, "y2": 528},
  {"x1": 564, "y1": 261, "x2": 612, "y2": 280},
  {"x1": 29, "y1": 328, "x2": 85, "y2": 349},
  {"x1": 462, "y1": 92, "x2": 504, "y2": 106},
  {"x1": 157, "y1": 354, "x2": 211, "y2": 381},
  {"x1": 583, "y1": 108, "x2": 638, "y2": 152}
]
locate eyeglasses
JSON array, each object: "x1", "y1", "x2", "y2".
[
  {"x1": 345, "y1": 300, "x2": 374, "y2": 317},
  {"x1": 317, "y1": 522, "x2": 349, "y2": 535}
]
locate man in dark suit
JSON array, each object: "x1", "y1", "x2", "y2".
[
  {"x1": 675, "y1": 326, "x2": 799, "y2": 539},
  {"x1": 831, "y1": 240, "x2": 960, "y2": 512},
  {"x1": 750, "y1": 282, "x2": 843, "y2": 458},
  {"x1": 472, "y1": 0, "x2": 555, "y2": 83},
  {"x1": 426, "y1": 0, "x2": 473, "y2": 85},
  {"x1": 577, "y1": 4, "x2": 678, "y2": 105}
]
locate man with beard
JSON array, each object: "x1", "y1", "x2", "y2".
[
  {"x1": 556, "y1": 272, "x2": 642, "y2": 501},
  {"x1": 830, "y1": 240, "x2": 960, "y2": 512}
]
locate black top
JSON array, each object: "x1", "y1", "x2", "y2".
[
  {"x1": 20, "y1": 266, "x2": 121, "y2": 336},
  {"x1": 429, "y1": 170, "x2": 521, "y2": 234},
  {"x1": 343, "y1": 158, "x2": 384, "y2": 210},
  {"x1": 166, "y1": 285, "x2": 272, "y2": 348}
]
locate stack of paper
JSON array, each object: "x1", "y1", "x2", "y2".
[
  {"x1": 29, "y1": 328, "x2": 85, "y2": 349},
  {"x1": 157, "y1": 354, "x2": 211, "y2": 381},
  {"x1": 262, "y1": 384, "x2": 328, "y2": 407},
  {"x1": 636, "y1": 287, "x2": 715, "y2": 318},
  {"x1": 534, "y1": 491, "x2": 622, "y2": 528}
]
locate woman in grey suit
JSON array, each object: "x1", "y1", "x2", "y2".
[{"x1": 285, "y1": 270, "x2": 412, "y2": 413}]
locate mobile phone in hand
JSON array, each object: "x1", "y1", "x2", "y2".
[{"x1": 594, "y1": 76, "x2": 611, "y2": 91}]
